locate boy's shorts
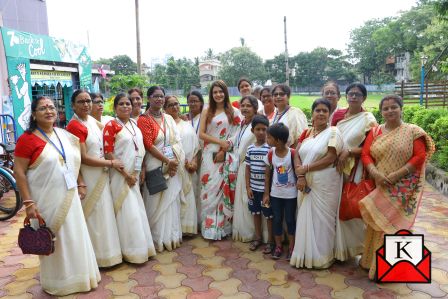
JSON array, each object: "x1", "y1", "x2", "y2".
[{"x1": 248, "y1": 190, "x2": 273, "y2": 218}]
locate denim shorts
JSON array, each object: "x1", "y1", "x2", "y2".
[{"x1": 248, "y1": 190, "x2": 273, "y2": 218}]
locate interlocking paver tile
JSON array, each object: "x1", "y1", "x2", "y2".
[
  {"x1": 218, "y1": 292, "x2": 251, "y2": 299},
  {"x1": 363, "y1": 289, "x2": 396, "y2": 299},
  {"x1": 309, "y1": 269, "x2": 331, "y2": 278},
  {"x1": 333, "y1": 285, "x2": 365, "y2": 299},
  {"x1": 248, "y1": 259, "x2": 276, "y2": 274},
  {"x1": 441, "y1": 284, "x2": 448, "y2": 293},
  {"x1": 239, "y1": 279, "x2": 271, "y2": 298},
  {"x1": 174, "y1": 244, "x2": 194, "y2": 255},
  {"x1": 12, "y1": 267, "x2": 38, "y2": 281},
  {"x1": 3, "y1": 294, "x2": 33, "y2": 299},
  {"x1": 154, "y1": 251, "x2": 178, "y2": 264},
  {"x1": 232, "y1": 268, "x2": 260, "y2": 284},
  {"x1": 209, "y1": 278, "x2": 242, "y2": 296},
  {"x1": 346, "y1": 277, "x2": 379, "y2": 291},
  {"x1": 113, "y1": 294, "x2": 140, "y2": 299},
  {"x1": 315, "y1": 272, "x2": 348, "y2": 292},
  {"x1": 129, "y1": 268, "x2": 158, "y2": 286},
  {"x1": 155, "y1": 273, "x2": 187, "y2": 288},
  {"x1": 432, "y1": 268, "x2": 448, "y2": 284},
  {"x1": 212, "y1": 240, "x2": 233, "y2": 250},
  {"x1": 152, "y1": 262, "x2": 181, "y2": 275},
  {"x1": 215, "y1": 248, "x2": 240, "y2": 259},
  {"x1": 186, "y1": 237, "x2": 210, "y2": 249},
  {"x1": 407, "y1": 281, "x2": 447, "y2": 298},
  {"x1": 224, "y1": 257, "x2": 250, "y2": 271},
  {"x1": 240, "y1": 251, "x2": 264, "y2": 262},
  {"x1": 25, "y1": 284, "x2": 54, "y2": 299},
  {"x1": 197, "y1": 256, "x2": 225, "y2": 268},
  {"x1": 130, "y1": 283, "x2": 163, "y2": 298},
  {"x1": 269, "y1": 282, "x2": 301, "y2": 298},
  {"x1": 299, "y1": 284, "x2": 333, "y2": 298},
  {"x1": 0, "y1": 264, "x2": 22, "y2": 278},
  {"x1": 105, "y1": 279, "x2": 138, "y2": 296},
  {"x1": 19, "y1": 256, "x2": 39, "y2": 269},
  {"x1": 258, "y1": 269, "x2": 288, "y2": 286},
  {"x1": 398, "y1": 291, "x2": 432, "y2": 299},
  {"x1": 174, "y1": 254, "x2": 199, "y2": 267},
  {"x1": 202, "y1": 266, "x2": 233, "y2": 281},
  {"x1": 231, "y1": 241, "x2": 251, "y2": 253},
  {"x1": 1, "y1": 254, "x2": 26, "y2": 266},
  {"x1": 3, "y1": 278, "x2": 39, "y2": 295},
  {"x1": 192, "y1": 246, "x2": 218, "y2": 258},
  {"x1": 377, "y1": 283, "x2": 412, "y2": 295},
  {"x1": 106, "y1": 264, "x2": 137, "y2": 282},
  {"x1": 182, "y1": 276, "x2": 214, "y2": 292},
  {"x1": 177, "y1": 264, "x2": 206, "y2": 279},
  {"x1": 158, "y1": 285, "x2": 193, "y2": 299},
  {"x1": 187, "y1": 288, "x2": 222, "y2": 299}
]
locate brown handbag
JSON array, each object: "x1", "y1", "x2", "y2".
[
  {"x1": 18, "y1": 213, "x2": 56, "y2": 256},
  {"x1": 339, "y1": 160, "x2": 375, "y2": 221}
]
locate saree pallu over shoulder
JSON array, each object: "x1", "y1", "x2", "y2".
[{"x1": 359, "y1": 124, "x2": 435, "y2": 233}]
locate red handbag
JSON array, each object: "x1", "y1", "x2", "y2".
[
  {"x1": 18, "y1": 213, "x2": 56, "y2": 256},
  {"x1": 339, "y1": 160, "x2": 375, "y2": 221}
]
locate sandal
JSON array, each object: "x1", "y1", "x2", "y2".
[
  {"x1": 263, "y1": 242, "x2": 275, "y2": 254},
  {"x1": 249, "y1": 239, "x2": 262, "y2": 251}
]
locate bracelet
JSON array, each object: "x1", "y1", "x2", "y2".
[
  {"x1": 77, "y1": 185, "x2": 87, "y2": 188},
  {"x1": 110, "y1": 160, "x2": 114, "y2": 168},
  {"x1": 348, "y1": 148, "x2": 352, "y2": 155},
  {"x1": 306, "y1": 164, "x2": 310, "y2": 173},
  {"x1": 24, "y1": 202, "x2": 35, "y2": 209},
  {"x1": 297, "y1": 174, "x2": 305, "y2": 177},
  {"x1": 23, "y1": 199, "x2": 34, "y2": 204}
]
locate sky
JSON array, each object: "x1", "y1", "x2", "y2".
[{"x1": 46, "y1": 0, "x2": 418, "y2": 65}]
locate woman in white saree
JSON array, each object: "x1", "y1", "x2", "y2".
[
  {"x1": 103, "y1": 93, "x2": 156, "y2": 263},
  {"x1": 14, "y1": 96, "x2": 100, "y2": 296},
  {"x1": 291, "y1": 98, "x2": 344, "y2": 269},
  {"x1": 137, "y1": 86, "x2": 185, "y2": 252},
  {"x1": 199, "y1": 80, "x2": 242, "y2": 240},
  {"x1": 232, "y1": 95, "x2": 257, "y2": 242},
  {"x1": 332, "y1": 83, "x2": 377, "y2": 261},
  {"x1": 66, "y1": 90, "x2": 122, "y2": 267},
  {"x1": 165, "y1": 95, "x2": 200, "y2": 234},
  {"x1": 271, "y1": 84, "x2": 307, "y2": 147}
]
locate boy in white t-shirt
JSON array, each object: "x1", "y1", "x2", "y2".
[{"x1": 263, "y1": 123, "x2": 297, "y2": 260}]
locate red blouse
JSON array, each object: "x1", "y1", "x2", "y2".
[
  {"x1": 331, "y1": 108, "x2": 348, "y2": 126},
  {"x1": 103, "y1": 120, "x2": 123, "y2": 154},
  {"x1": 137, "y1": 114, "x2": 160, "y2": 150},
  {"x1": 361, "y1": 127, "x2": 427, "y2": 170},
  {"x1": 15, "y1": 132, "x2": 47, "y2": 164},
  {"x1": 297, "y1": 129, "x2": 310, "y2": 144},
  {"x1": 66, "y1": 120, "x2": 88, "y2": 143}
]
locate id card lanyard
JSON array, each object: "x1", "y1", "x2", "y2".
[
  {"x1": 116, "y1": 118, "x2": 142, "y2": 171},
  {"x1": 273, "y1": 106, "x2": 290, "y2": 124},
  {"x1": 236, "y1": 122, "x2": 249, "y2": 148},
  {"x1": 73, "y1": 114, "x2": 104, "y2": 157},
  {"x1": 190, "y1": 113, "x2": 200, "y2": 134},
  {"x1": 37, "y1": 127, "x2": 76, "y2": 190}
]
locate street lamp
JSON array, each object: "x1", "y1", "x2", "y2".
[{"x1": 420, "y1": 56, "x2": 428, "y2": 106}]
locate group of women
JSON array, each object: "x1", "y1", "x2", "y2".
[{"x1": 14, "y1": 79, "x2": 434, "y2": 295}]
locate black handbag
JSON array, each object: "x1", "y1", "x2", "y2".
[{"x1": 146, "y1": 166, "x2": 168, "y2": 195}]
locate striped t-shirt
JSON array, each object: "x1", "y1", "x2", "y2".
[{"x1": 245, "y1": 143, "x2": 270, "y2": 192}]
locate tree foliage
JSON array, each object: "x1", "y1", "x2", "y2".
[
  {"x1": 96, "y1": 55, "x2": 137, "y2": 76},
  {"x1": 218, "y1": 47, "x2": 266, "y2": 86},
  {"x1": 109, "y1": 74, "x2": 149, "y2": 94}
]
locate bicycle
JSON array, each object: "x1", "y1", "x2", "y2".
[{"x1": 0, "y1": 142, "x2": 21, "y2": 221}]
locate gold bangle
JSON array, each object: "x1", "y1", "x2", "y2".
[
  {"x1": 24, "y1": 202, "x2": 35, "y2": 209},
  {"x1": 404, "y1": 165, "x2": 411, "y2": 175}
]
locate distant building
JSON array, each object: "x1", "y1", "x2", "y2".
[
  {"x1": 0, "y1": 0, "x2": 49, "y2": 35},
  {"x1": 386, "y1": 52, "x2": 412, "y2": 82},
  {"x1": 199, "y1": 59, "x2": 221, "y2": 88}
]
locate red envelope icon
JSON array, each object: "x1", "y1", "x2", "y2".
[{"x1": 376, "y1": 230, "x2": 431, "y2": 283}]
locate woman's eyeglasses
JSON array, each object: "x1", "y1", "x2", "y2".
[
  {"x1": 151, "y1": 95, "x2": 164, "y2": 99},
  {"x1": 324, "y1": 91, "x2": 338, "y2": 96},
  {"x1": 273, "y1": 92, "x2": 286, "y2": 97},
  {"x1": 346, "y1": 92, "x2": 364, "y2": 99},
  {"x1": 166, "y1": 102, "x2": 179, "y2": 108},
  {"x1": 92, "y1": 100, "x2": 104, "y2": 105},
  {"x1": 75, "y1": 99, "x2": 92, "y2": 105},
  {"x1": 36, "y1": 106, "x2": 56, "y2": 112}
]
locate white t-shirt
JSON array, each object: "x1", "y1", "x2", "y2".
[{"x1": 263, "y1": 147, "x2": 297, "y2": 199}]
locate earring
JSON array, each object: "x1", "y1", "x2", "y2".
[{"x1": 33, "y1": 116, "x2": 36, "y2": 121}]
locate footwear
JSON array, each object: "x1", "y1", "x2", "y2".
[
  {"x1": 263, "y1": 242, "x2": 275, "y2": 254},
  {"x1": 286, "y1": 247, "x2": 294, "y2": 261},
  {"x1": 249, "y1": 239, "x2": 262, "y2": 251},
  {"x1": 272, "y1": 246, "x2": 283, "y2": 259}
]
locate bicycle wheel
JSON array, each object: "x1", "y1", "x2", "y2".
[{"x1": 0, "y1": 172, "x2": 20, "y2": 221}]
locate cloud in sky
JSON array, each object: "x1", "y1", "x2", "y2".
[{"x1": 46, "y1": 0, "x2": 417, "y2": 63}]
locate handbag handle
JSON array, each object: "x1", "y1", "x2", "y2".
[{"x1": 23, "y1": 212, "x2": 46, "y2": 228}]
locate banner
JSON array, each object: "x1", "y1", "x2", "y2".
[{"x1": 30, "y1": 70, "x2": 73, "y2": 87}]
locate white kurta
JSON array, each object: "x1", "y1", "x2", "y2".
[
  {"x1": 142, "y1": 114, "x2": 185, "y2": 252},
  {"x1": 26, "y1": 128, "x2": 100, "y2": 296},
  {"x1": 72, "y1": 115, "x2": 122, "y2": 267},
  {"x1": 334, "y1": 111, "x2": 377, "y2": 261},
  {"x1": 290, "y1": 127, "x2": 344, "y2": 269},
  {"x1": 273, "y1": 107, "x2": 308, "y2": 146},
  {"x1": 177, "y1": 119, "x2": 200, "y2": 234},
  {"x1": 109, "y1": 119, "x2": 156, "y2": 263}
]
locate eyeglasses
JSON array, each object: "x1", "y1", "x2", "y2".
[
  {"x1": 273, "y1": 92, "x2": 286, "y2": 97},
  {"x1": 166, "y1": 102, "x2": 179, "y2": 108},
  {"x1": 151, "y1": 95, "x2": 164, "y2": 99},
  {"x1": 36, "y1": 105, "x2": 56, "y2": 112},
  {"x1": 324, "y1": 91, "x2": 338, "y2": 96},
  {"x1": 188, "y1": 100, "x2": 201, "y2": 104},
  {"x1": 130, "y1": 96, "x2": 142, "y2": 101},
  {"x1": 92, "y1": 100, "x2": 104, "y2": 105},
  {"x1": 76, "y1": 99, "x2": 92, "y2": 105},
  {"x1": 347, "y1": 92, "x2": 364, "y2": 99}
]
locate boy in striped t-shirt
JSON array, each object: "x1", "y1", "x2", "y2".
[{"x1": 245, "y1": 115, "x2": 274, "y2": 254}]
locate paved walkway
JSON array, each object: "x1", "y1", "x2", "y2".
[{"x1": 1, "y1": 184, "x2": 447, "y2": 298}]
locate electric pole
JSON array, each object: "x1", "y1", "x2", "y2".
[
  {"x1": 135, "y1": 0, "x2": 142, "y2": 74},
  {"x1": 284, "y1": 16, "x2": 290, "y2": 86}
]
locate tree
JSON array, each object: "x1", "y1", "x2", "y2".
[
  {"x1": 218, "y1": 47, "x2": 266, "y2": 86},
  {"x1": 109, "y1": 74, "x2": 149, "y2": 94},
  {"x1": 108, "y1": 55, "x2": 137, "y2": 75},
  {"x1": 264, "y1": 54, "x2": 287, "y2": 84}
]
